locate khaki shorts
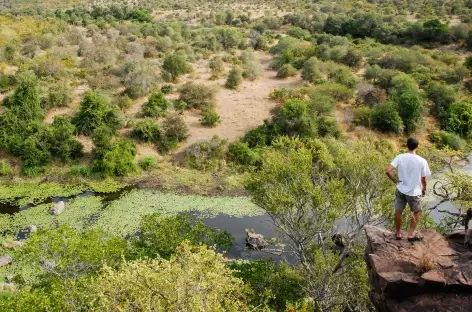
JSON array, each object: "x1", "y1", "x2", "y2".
[{"x1": 394, "y1": 189, "x2": 422, "y2": 213}]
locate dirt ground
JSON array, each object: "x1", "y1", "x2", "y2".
[{"x1": 176, "y1": 51, "x2": 302, "y2": 151}]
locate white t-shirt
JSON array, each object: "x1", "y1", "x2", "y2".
[{"x1": 390, "y1": 153, "x2": 431, "y2": 196}]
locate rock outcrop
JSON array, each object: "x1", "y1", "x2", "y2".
[
  {"x1": 364, "y1": 226, "x2": 472, "y2": 312},
  {"x1": 0, "y1": 255, "x2": 13, "y2": 267},
  {"x1": 50, "y1": 201, "x2": 65, "y2": 215}
]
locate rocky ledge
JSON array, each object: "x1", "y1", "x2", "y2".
[{"x1": 364, "y1": 226, "x2": 472, "y2": 312}]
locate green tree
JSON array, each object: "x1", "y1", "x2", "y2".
[
  {"x1": 372, "y1": 101, "x2": 404, "y2": 134},
  {"x1": 142, "y1": 92, "x2": 169, "y2": 117},
  {"x1": 425, "y1": 82, "x2": 456, "y2": 117},
  {"x1": 94, "y1": 139, "x2": 137, "y2": 177},
  {"x1": 422, "y1": 19, "x2": 449, "y2": 41},
  {"x1": 132, "y1": 213, "x2": 233, "y2": 259},
  {"x1": 131, "y1": 119, "x2": 160, "y2": 142},
  {"x1": 275, "y1": 99, "x2": 317, "y2": 138},
  {"x1": 47, "y1": 117, "x2": 83, "y2": 162},
  {"x1": 443, "y1": 101, "x2": 472, "y2": 138},
  {"x1": 73, "y1": 92, "x2": 122, "y2": 136},
  {"x1": 90, "y1": 242, "x2": 252, "y2": 311},
  {"x1": 162, "y1": 54, "x2": 192, "y2": 82},
  {"x1": 8, "y1": 71, "x2": 42, "y2": 122}
]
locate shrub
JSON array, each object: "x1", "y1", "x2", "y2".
[
  {"x1": 341, "y1": 48, "x2": 363, "y2": 68},
  {"x1": 46, "y1": 81, "x2": 72, "y2": 109},
  {"x1": 179, "y1": 83, "x2": 216, "y2": 109},
  {"x1": 94, "y1": 139, "x2": 137, "y2": 177},
  {"x1": 317, "y1": 116, "x2": 341, "y2": 138},
  {"x1": 301, "y1": 57, "x2": 323, "y2": 83},
  {"x1": 184, "y1": 136, "x2": 228, "y2": 170},
  {"x1": 275, "y1": 99, "x2": 317, "y2": 138},
  {"x1": 425, "y1": 82, "x2": 455, "y2": 117},
  {"x1": 315, "y1": 82, "x2": 354, "y2": 101},
  {"x1": 288, "y1": 27, "x2": 311, "y2": 40},
  {"x1": 69, "y1": 165, "x2": 91, "y2": 177},
  {"x1": 276, "y1": 64, "x2": 297, "y2": 78},
  {"x1": 227, "y1": 141, "x2": 260, "y2": 166},
  {"x1": 199, "y1": 108, "x2": 221, "y2": 127},
  {"x1": 139, "y1": 156, "x2": 157, "y2": 170},
  {"x1": 240, "y1": 51, "x2": 263, "y2": 81},
  {"x1": 134, "y1": 213, "x2": 232, "y2": 259},
  {"x1": 396, "y1": 92, "x2": 423, "y2": 134},
  {"x1": 173, "y1": 100, "x2": 188, "y2": 111},
  {"x1": 163, "y1": 115, "x2": 188, "y2": 141},
  {"x1": 142, "y1": 92, "x2": 169, "y2": 117},
  {"x1": 353, "y1": 106, "x2": 373, "y2": 127},
  {"x1": 225, "y1": 66, "x2": 243, "y2": 89},
  {"x1": 356, "y1": 84, "x2": 386, "y2": 107},
  {"x1": 209, "y1": 56, "x2": 225, "y2": 78},
  {"x1": 8, "y1": 71, "x2": 42, "y2": 122},
  {"x1": 131, "y1": 119, "x2": 160, "y2": 142},
  {"x1": 242, "y1": 121, "x2": 278, "y2": 148},
  {"x1": 162, "y1": 54, "x2": 192, "y2": 82},
  {"x1": 308, "y1": 94, "x2": 335, "y2": 116},
  {"x1": 47, "y1": 117, "x2": 83, "y2": 162},
  {"x1": 0, "y1": 160, "x2": 13, "y2": 176},
  {"x1": 73, "y1": 92, "x2": 122, "y2": 136},
  {"x1": 443, "y1": 101, "x2": 472, "y2": 138},
  {"x1": 439, "y1": 66, "x2": 468, "y2": 84},
  {"x1": 160, "y1": 85, "x2": 173, "y2": 94},
  {"x1": 371, "y1": 102, "x2": 404, "y2": 134},
  {"x1": 429, "y1": 131, "x2": 466, "y2": 150},
  {"x1": 327, "y1": 65, "x2": 358, "y2": 89},
  {"x1": 465, "y1": 56, "x2": 472, "y2": 70},
  {"x1": 115, "y1": 95, "x2": 132, "y2": 110}
]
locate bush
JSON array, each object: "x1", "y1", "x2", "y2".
[
  {"x1": 158, "y1": 115, "x2": 189, "y2": 153},
  {"x1": 209, "y1": 56, "x2": 225, "y2": 78},
  {"x1": 73, "y1": 92, "x2": 122, "y2": 136},
  {"x1": 161, "y1": 85, "x2": 173, "y2": 94},
  {"x1": 199, "y1": 108, "x2": 221, "y2": 127},
  {"x1": 139, "y1": 156, "x2": 157, "y2": 170},
  {"x1": 162, "y1": 54, "x2": 192, "y2": 82},
  {"x1": 308, "y1": 94, "x2": 336, "y2": 116},
  {"x1": 327, "y1": 65, "x2": 358, "y2": 89},
  {"x1": 276, "y1": 64, "x2": 297, "y2": 78},
  {"x1": 275, "y1": 99, "x2": 317, "y2": 138},
  {"x1": 465, "y1": 56, "x2": 472, "y2": 70},
  {"x1": 443, "y1": 101, "x2": 472, "y2": 138},
  {"x1": 439, "y1": 66, "x2": 468, "y2": 84},
  {"x1": 69, "y1": 165, "x2": 91, "y2": 177},
  {"x1": 353, "y1": 106, "x2": 373, "y2": 127},
  {"x1": 288, "y1": 26, "x2": 311, "y2": 40},
  {"x1": 179, "y1": 83, "x2": 216, "y2": 109},
  {"x1": 142, "y1": 92, "x2": 169, "y2": 117},
  {"x1": 46, "y1": 81, "x2": 72, "y2": 109},
  {"x1": 315, "y1": 82, "x2": 354, "y2": 101},
  {"x1": 341, "y1": 48, "x2": 363, "y2": 68},
  {"x1": 301, "y1": 57, "x2": 323, "y2": 83},
  {"x1": 371, "y1": 102, "x2": 404, "y2": 134},
  {"x1": 93, "y1": 139, "x2": 137, "y2": 177},
  {"x1": 47, "y1": 117, "x2": 83, "y2": 162},
  {"x1": 240, "y1": 51, "x2": 263, "y2": 81},
  {"x1": 134, "y1": 212, "x2": 232, "y2": 259},
  {"x1": 396, "y1": 92, "x2": 423, "y2": 134},
  {"x1": 227, "y1": 141, "x2": 261, "y2": 166},
  {"x1": 115, "y1": 95, "x2": 132, "y2": 110},
  {"x1": 225, "y1": 66, "x2": 243, "y2": 89},
  {"x1": 429, "y1": 131, "x2": 466, "y2": 150},
  {"x1": 356, "y1": 84, "x2": 386, "y2": 107},
  {"x1": 425, "y1": 82, "x2": 455, "y2": 117},
  {"x1": 0, "y1": 160, "x2": 13, "y2": 176},
  {"x1": 317, "y1": 116, "x2": 341, "y2": 138},
  {"x1": 131, "y1": 119, "x2": 160, "y2": 142},
  {"x1": 184, "y1": 136, "x2": 228, "y2": 170}
]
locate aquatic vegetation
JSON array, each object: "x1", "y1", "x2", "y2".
[
  {"x1": 92, "y1": 190, "x2": 264, "y2": 237},
  {"x1": 0, "y1": 183, "x2": 85, "y2": 206},
  {"x1": 86, "y1": 180, "x2": 127, "y2": 193}
]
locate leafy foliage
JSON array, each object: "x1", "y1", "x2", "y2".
[
  {"x1": 199, "y1": 107, "x2": 221, "y2": 127},
  {"x1": 225, "y1": 66, "x2": 243, "y2": 89},
  {"x1": 185, "y1": 136, "x2": 227, "y2": 170},
  {"x1": 142, "y1": 92, "x2": 169, "y2": 117}
]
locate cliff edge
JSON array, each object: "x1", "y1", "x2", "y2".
[{"x1": 364, "y1": 226, "x2": 472, "y2": 312}]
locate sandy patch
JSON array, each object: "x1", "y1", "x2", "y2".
[
  {"x1": 75, "y1": 135, "x2": 93, "y2": 154},
  {"x1": 44, "y1": 106, "x2": 75, "y2": 124},
  {"x1": 176, "y1": 51, "x2": 302, "y2": 151}
]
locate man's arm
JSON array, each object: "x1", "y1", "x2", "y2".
[
  {"x1": 421, "y1": 177, "x2": 427, "y2": 197},
  {"x1": 385, "y1": 165, "x2": 399, "y2": 184}
]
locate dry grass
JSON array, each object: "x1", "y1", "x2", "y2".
[{"x1": 417, "y1": 243, "x2": 438, "y2": 273}]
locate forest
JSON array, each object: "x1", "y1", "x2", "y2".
[{"x1": 0, "y1": 0, "x2": 472, "y2": 311}]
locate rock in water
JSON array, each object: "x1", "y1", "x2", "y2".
[
  {"x1": 246, "y1": 232, "x2": 267, "y2": 249},
  {"x1": 50, "y1": 201, "x2": 65, "y2": 215},
  {"x1": 364, "y1": 226, "x2": 472, "y2": 312},
  {"x1": 0, "y1": 255, "x2": 13, "y2": 267},
  {"x1": 27, "y1": 225, "x2": 38, "y2": 233}
]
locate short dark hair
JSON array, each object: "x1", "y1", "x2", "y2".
[{"x1": 407, "y1": 138, "x2": 419, "y2": 150}]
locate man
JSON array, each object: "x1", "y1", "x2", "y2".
[{"x1": 385, "y1": 138, "x2": 431, "y2": 242}]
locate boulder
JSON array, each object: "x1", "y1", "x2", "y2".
[
  {"x1": 246, "y1": 232, "x2": 267, "y2": 249},
  {"x1": 0, "y1": 255, "x2": 13, "y2": 267},
  {"x1": 50, "y1": 201, "x2": 65, "y2": 215},
  {"x1": 0, "y1": 283, "x2": 16, "y2": 292},
  {"x1": 2, "y1": 240, "x2": 23, "y2": 250},
  {"x1": 364, "y1": 226, "x2": 472, "y2": 312},
  {"x1": 27, "y1": 224, "x2": 38, "y2": 232}
]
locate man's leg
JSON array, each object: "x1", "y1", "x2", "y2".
[
  {"x1": 408, "y1": 211, "x2": 422, "y2": 238},
  {"x1": 395, "y1": 211, "x2": 403, "y2": 237},
  {"x1": 407, "y1": 195, "x2": 423, "y2": 239},
  {"x1": 394, "y1": 189, "x2": 406, "y2": 238}
]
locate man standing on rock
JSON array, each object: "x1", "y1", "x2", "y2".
[{"x1": 385, "y1": 138, "x2": 431, "y2": 242}]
